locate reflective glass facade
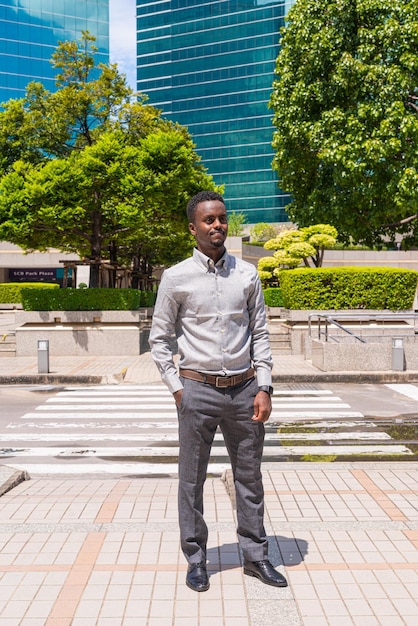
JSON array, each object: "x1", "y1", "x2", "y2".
[
  {"x1": 136, "y1": 0, "x2": 295, "y2": 223},
  {"x1": 0, "y1": 0, "x2": 109, "y2": 104}
]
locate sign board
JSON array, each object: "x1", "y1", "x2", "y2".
[{"x1": 8, "y1": 268, "x2": 72, "y2": 283}]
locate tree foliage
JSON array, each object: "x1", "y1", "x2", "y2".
[
  {"x1": 0, "y1": 32, "x2": 217, "y2": 286},
  {"x1": 227, "y1": 211, "x2": 247, "y2": 236},
  {"x1": 270, "y1": 0, "x2": 418, "y2": 248},
  {"x1": 249, "y1": 222, "x2": 280, "y2": 243},
  {"x1": 258, "y1": 224, "x2": 338, "y2": 283}
]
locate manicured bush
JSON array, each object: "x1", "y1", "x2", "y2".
[
  {"x1": 279, "y1": 267, "x2": 418, "y2": 310},
  {"x1": 263, "y1": 288, "x2": 284, "y2": 307},
  {"x1": 21, "y1": 287, "x2": 156, "y2": 311},
  {"x1": 139, "y1": 290, "x2": 157, "y2": 307},
  {"x1": 0, "y1": 282, "x2": 59, "y2": 304}
]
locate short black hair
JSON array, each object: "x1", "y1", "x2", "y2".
[{"x1": 186, "y1": 190, "x2": 225, "y2": 222}]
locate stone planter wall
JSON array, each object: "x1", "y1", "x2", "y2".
[
  {"x1": 11, "y1": 307, "x2": 418, "y2": 368},
  {"x1": 15, "y1": 309, "x2": 153, "y2": 325},
  {"x1": 281, "y1": 309, "x2": 413, "y2": 322},
  {"x1": 311, "y1": 336, "x2": 418, "y2": 372},
  {"x1": 14, "y1": 310, "x2": 153, "y2": 356},
  {"x1": 267, "y1": 309, "x2": 417, "y2": 363}
]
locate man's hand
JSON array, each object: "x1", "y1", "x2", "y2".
[
  {"x1": 173, "y1": 389, "x2": 183, "y2": 408},
  {"x1": 252, "y1": 390, "x2": 272, "y2": 423}
]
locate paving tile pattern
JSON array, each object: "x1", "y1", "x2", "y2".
[{"x1": 0, "y1": 464, "x2": 418, "y2": 625}]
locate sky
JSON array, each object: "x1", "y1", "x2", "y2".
[{"x1": 109, "y1": 0, "x2": 137, "y2": 90}]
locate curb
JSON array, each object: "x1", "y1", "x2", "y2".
[
  {"x1": 0, "y1": 467, "x2": 30, "y2": 497},
  {"x1": 0, "y1": 368, "x2": 128, "y2": 386},
  {"x1": 272, "y1": 371, "x2": 418, "y2": 384},
  {"x1": 221, "y1": 469, "x2": 236, "y2": 509},
  {"x1": 0, "y1": 374, "x2": 105, "y2": 385}
]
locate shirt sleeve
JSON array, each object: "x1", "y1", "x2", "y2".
[
  {"x1": 248, "y1": 271, "x2": 273, "y2": 387},
  {"x1": 149, "y1": 271, "x2": 183, "y2": 394}
]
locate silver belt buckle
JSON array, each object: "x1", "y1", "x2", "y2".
[{"x1": 215, "y1": 376, "x2": 229, "y2": 388}]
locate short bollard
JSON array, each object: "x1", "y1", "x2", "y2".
[
  {"x1": 392, "y1": 337, "x2": 405, "y2": 371},
  {"x1": 37, "y1": 339, "x2": 50, "y2": 373}
]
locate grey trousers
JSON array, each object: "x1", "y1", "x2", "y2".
[{"x1": 177, "y1": 376, "x2": 268, "y2": 565}]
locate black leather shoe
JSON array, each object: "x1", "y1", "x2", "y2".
[
  {"x1": 244, "y1": 559, "x2": 288, "y2": 587},
  {"x1": 186, "y1": 561, "x2": 210, "y2": 592}
]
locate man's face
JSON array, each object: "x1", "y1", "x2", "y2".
[{"x1": 189, "y1": 200, "x2": 228, "y2": 258}]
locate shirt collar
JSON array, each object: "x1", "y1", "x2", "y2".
[{"x1": 193, "y1": 247, "x2": 229, "y2": 272}]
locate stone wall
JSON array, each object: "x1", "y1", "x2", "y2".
[
  {"x1": 14, "y1": 310, "x2": 152, "y2": 356},
  {"x1": 311, "y1": 336, "x2": 418, "y2": 372},
  {"x1": 243, "y1": 244, "x2": 418, "y2": 270}
]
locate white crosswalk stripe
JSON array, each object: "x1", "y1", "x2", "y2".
[
  {"x1": 0, "y1": 431, "x2": 392, "y2": 442},
  {"x1": 3, "y1": 384, "x2": 413, "y2": 476},
  {"x1": 386, "y1": 383, "x2": 418, "y2": 402}
]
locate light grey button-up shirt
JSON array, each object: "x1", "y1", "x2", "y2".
[{"x1": 149, "y1": 248, "x2": 273, "y2": 394}]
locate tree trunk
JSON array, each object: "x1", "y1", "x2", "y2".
[
  {"x1": 109, "y1": 241, "x2": 117, "y2": 288},
  {"x1": 89, "y1": 262, "x2": 100, "y2": 288},
  {"x1": 131, "y1": 254, "x2": 140, "y2": 290},
  {"x1": 89, "y1": 208, "x2": 102, "y2": 288}
]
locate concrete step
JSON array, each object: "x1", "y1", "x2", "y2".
[
  {"x1": 0, "y1": 333, "x2": 16, "y2": 357},
  {"x1": 269, "y1": 325, "x2": 292, "y2": 353},
  {"x1": 268, "y1": 324, "x2": 290, "y2": 334},
  {"x1": 270, "y1": 340, "x2": 291, "y2": 354},
  {"x1": 270, "y1": 332, "x2": 291, "y2": 341},
  {"x1": 271, "y1": 347, "x2": 292, "y2": 354}
]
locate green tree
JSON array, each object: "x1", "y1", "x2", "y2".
[
  {"x1": 0, "y1": 130, "x2": 211, "y2": 283},
  {"x1": 250, "y1": 222, "x2": 280, "y2": 243},
  {"x1": 270, "y1": 0, "x2": 418, "y2": 248},
  {"x1": 0, "y1": 32, "x2": 217, "y2": 287},
  {"x1": 227, "y1": 211, "x2": 247, "y2": 236}
]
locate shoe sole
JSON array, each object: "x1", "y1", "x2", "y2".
[
  {"x1": 244, "y1": 567, "x2": 288, "y2": 588},
  {"x1": 186, "y1": 580, "x2": 210, "y2": 592}
]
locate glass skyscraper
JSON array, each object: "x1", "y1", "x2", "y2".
[
  {"x1": 136, "y1": 0, "x2": 295, "y2": 224},
  {"x1": 0, "y1": 0, "x2": 109, "y2": 104}
]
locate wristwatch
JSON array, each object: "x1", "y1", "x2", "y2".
[{"x1": 258, "y1": 385, "x2": 273, "y2": 395}]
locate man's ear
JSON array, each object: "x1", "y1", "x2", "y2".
[{"x1": 189, "y1": 222, "x2": 196, "y2": 235}]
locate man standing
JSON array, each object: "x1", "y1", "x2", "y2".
[{"x1": 149, "y1": 190, "x2": 287, "y2": 592}]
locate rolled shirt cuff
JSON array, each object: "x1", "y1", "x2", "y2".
[
  {"x1": 256, "y1": 368, "x2": 272, "y2": 388},
  {"x1": 164, "y1": 374, "x2": 183, "y2": 395}
]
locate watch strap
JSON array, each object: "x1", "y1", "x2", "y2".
[{"x1": 258, "y1": 385, "x2": 273, "y2": 395}]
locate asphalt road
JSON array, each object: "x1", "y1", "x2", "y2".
[{"x1": 1, "y1": 381, "x2": 418, "y2": 475}]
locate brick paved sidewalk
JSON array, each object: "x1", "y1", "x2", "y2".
[{"x1": 0, "y1": 463, "x2": 418, "y2": 625}]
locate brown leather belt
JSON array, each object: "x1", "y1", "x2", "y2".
[{"x1": 179, "y1": 367, "x2": 255, "y2": 388}]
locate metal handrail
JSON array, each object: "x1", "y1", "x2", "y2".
[
  {"x1": 310, "y1": 315, "x2": 367, "y2": 344},
  {"x1": 308, "y1": 312, "x2": 418, "y2": 343}
]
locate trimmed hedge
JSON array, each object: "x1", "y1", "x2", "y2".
[
  {"x1": 21, "y1": 287, "x2": 156, "y2": 311},
  {"x1": 263, "y1": 287, "x2": 284, "y2": 307},
  {"x1": 0, "y1": 282, "x2": 59, "y2": 304},
  {"x1": 279, "y1": 267, "x2": 418, "y2": 310}
]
